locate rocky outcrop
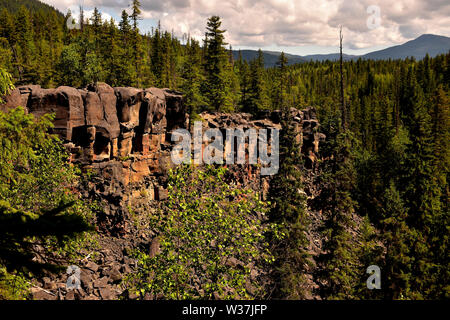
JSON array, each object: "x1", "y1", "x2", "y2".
[
  {"x1": 2, "y1": 83, "x2": 327, "y2": 300},
  {"x1": 2, "y1": 83, "x2": 187, "y2": 233},
  {"x1": 2, "y1": 83, "x2": 324, "y2": 235}
]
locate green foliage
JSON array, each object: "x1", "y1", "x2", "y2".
[
  {"x1": 202, "y1": 16, "x2": 234, "y2": 112},
  {"x1": 273, "y1": 52, "x2": 288, "y2": 110},
  {"x1": 354, "y1": 216, "x2": 383, "y2": 299},
  {"x1": 57, "y1": 43, "x2": 82, "y2": 87},
  {"x1": 181, "y1": 38, "x2": 206, "y2": 116},
  {"x1": 127, "y1": 165, "x2": 275, "y2": 299},
  {"x1": 316, "y1": 131, "x2": 360, "y2": 299},
  {"x1": 0, "y1": 266, "x2": 29, "y2": 299},
  {"x1": 244, "y1": 50, "x2": 269, "y2": 114},
  {"x1": 0, "y1": 1, "x2": 449, "y2": 299},
  {"x1": 0, "y1": 66, "x2": 14, "y2": 103},
  {"x1": 0, "y1": 106, "x2": 93, "y2": 299},
  {"x1": 0, "y1": 0, "x2": 62, "y2": 16},
  {"x1": 269, "y1": 107, "x2": 310, "y2": 299}
]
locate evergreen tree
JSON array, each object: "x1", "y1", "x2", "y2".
[
  {"x1": 130, "y1": 0, "x2": 143, "y2": 87},
  {"x1": 246, "y1": 49, "x2": 268, "y2": 114},
  {"x1": 202, "y1": 16, "x2": 232, "y2": 112},
  {"x1": 14, "y1": 6, "x2": 36, "y2": 83},
  {"x1": 380, "y1": 182, "x2": 416, "y2": 299},
  {"x1": 0, "y1": 104, "x2": 92, "y2": 299},
  {"x1": 235, "y1": 52, "x2": 251, "y2": 112},
  {"x1": 118, "y1": 10, "x2": 134, "y2": 86},
  {"x1": 269, "y1": 105, "x2": 310, "y2": 299},
  {"x1": 315, "y1": 110, "x2": 360, "y2": 299},
  {"x1": 273, "y1": 52, "x2": 288, "y2": 110},
  {"x1": 90, "y1": 7, "x2": 102, "y2": 49},
  {"x1": 181, "y1": 38, "x2": 206, "y2": 118}
]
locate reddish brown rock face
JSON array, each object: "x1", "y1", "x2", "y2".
[
  {"x1": 83, "y1": 83, "x2": 120, "y2": 140},
  {"x1": 1, "y1": 83, "x2": 185, "y2": 163},
  {"x1": 1, "y1": 84, "x2": 324, "y2": 235},
  {"x1": 26, "y1": 86, "x2": 86, "y2": 141},
  {"x1": 115, "y1": 87, "x2": 143, "y2": 129},
  {"x1": 1, "y1": 83, "x2": 186, "y2": 233}
]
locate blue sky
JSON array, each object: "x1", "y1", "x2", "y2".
[{"x1": 43, "y1": 0, "x2": 450, "y2": 56}]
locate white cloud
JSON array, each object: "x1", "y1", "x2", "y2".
[
  {"x1": 64, "y1": 4, "x2": 114, "y2": 25},
  {"x1": 42, "y1": 0, "x2": 450, "y2": 50}
]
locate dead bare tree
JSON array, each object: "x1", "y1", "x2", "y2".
[{"x1": 339, "y1": 25, "x2": 346, "y2": 130}]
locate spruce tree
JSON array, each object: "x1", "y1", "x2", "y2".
[
  {"x1": 202, "y1": 16, "x2": 232, "y2": 112},
  {"x1": 181, "y1": 38, "x2": 206, "y2": 118},
  {"x1": 130, "y1": 0, "x2": 143, "y2": 87},
  {"x1": 274, "y1": 52, "x2": 288, "y2": 110},
  {"x1": 246, "y1": 49, "x2": 268, "y2": 114},
  {"x1": 268, "y1": 53, "x2": 310, "y2": 299},
  {"x1": 315, "y1": 110, "x2": 360, "y2": 299},
  {"x1": 236, "y1": 52, "x2": 251, "y2": 112},
  {"x1": 118, "y1": 10, "x2": 134, "y2": 86},
  {"x1": 14, "y1": 6, "x2": 36, "y2": 83},
  {"x1": 269, "y1": 111, "x2": 310, "y2": 299},
  {"x1": 380, "y1": 182, "x2": 415, "y2": 299}
]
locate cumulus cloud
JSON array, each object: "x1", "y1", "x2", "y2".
[
  {"x1": 42, "y1": 0, "x2": 450, "y2": 50},
  {"x1": 65, "y1": 5, "x2": 114, "y2": 25}
]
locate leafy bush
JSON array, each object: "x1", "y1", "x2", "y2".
[
  {"x1": 0, "y1": 67, "x2": 14, "y2": 103},
  {"x1": 127, "y1": 164, "x2": 276, "y2": 299},
  {"x1": 0, "y1": 105, "x2": 93, "y2": 299}
]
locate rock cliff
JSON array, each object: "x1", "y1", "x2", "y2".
[
  {"x1": 1, "y1": 83, "x2": 326, "y2": 300},
  {"x1": 2, "y1": 83, "x2": 324, "y2": 234}
]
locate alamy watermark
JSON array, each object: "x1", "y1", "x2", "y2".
[
  {"x1": 66, "y1": 265, "x2": 81, "y2": 290},
  {"x1": 366, "y1": 265, "x2": 381, "y2": 289},
  {"x1": 171, "y1": 122, "x2": 280, "y2": 175},
  {"x1": 367, "y1": 5, "x2": 381, "y2": 30}
]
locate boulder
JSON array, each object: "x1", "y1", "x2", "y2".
[
  {"x1": 143, "y1": 88, "x2": 168, "y2": 134},
  {"x1": 0, "y1": 85, "x2": 42, "y2": 112},
  {"x1": 28, "y1": 86, "x2": 85, "y2": 141},
  {"x1": 84, "y1": 83, "x2": 120, "y2": 139},
  {"x1": 164, "y1": 89, "x2": 185, "y2": 131},
  {"x1": 115, "y1": 87, "x2": 144, "y2": 130}
]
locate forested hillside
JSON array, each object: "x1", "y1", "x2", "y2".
[
  {"x1": 0, "y1": 0, "x2": 448, "y2": 300},
  {"x1": 0, "y1": 0, "x2": 61, "y2": 15}
]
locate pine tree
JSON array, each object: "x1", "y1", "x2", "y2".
[
  {"x1": 269, "y1": 106, "x2": 311, "y2": 299},
  {"x1": 355, "y1": 215, "x2": 383, "y2": 299},
  {"x1": 202, "y1": 16, "x2": 232, "y2": 112},
  {"x1": 315, "y1": 110, "x2": 360, "y2": 299},
  {"x1": 91, "y1": 7, "x2": 102, "y2": 48},
  {"x1": 431, "y1": 85, "x2": 449, "y2": 186},
  {"x1": 274, "y1": 52, "x2": 288, "y2": 110},
  {"x1": 268, "y1": 52, "x2": 311, "y2": 298},
  {"x1": 130, "y1": 0, "x2": 142, "y2": 87},
  {"x1": 246, "y1": 49, "x2": 268, "y2": 114},
  {"x1": 117, "y1": 10, "x2": 134, "y2": 86},
  {"x1": 0, "y1": 8, "x2": 15, "y2": 43},
  {"x1": 14, "y1": 6, "x2": 36, "y2": 83},
  {"x1": 104, "y1": 18, "x2": 123, "y2": 86},
  {"x1": 235, "y1": 52, "x2": 251, "y2": 112},
  {"x1": 151, "y1": 27, "x2": 170, "y2": 87},
  {"x1": 397, "y1": 66, "x2": 445, "y2": 298},
  {"x1": 181, "y1": 38, "x2": 206, "y2": 118},
  {"x1": 381, "y1": 182, "x2": 415, "y2": 299}
]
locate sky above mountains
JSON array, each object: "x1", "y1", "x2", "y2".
[{"x1": 41, "y1": 0, "x2": 450, "y2": 55}]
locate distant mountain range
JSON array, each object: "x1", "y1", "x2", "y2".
[
  {"x1": 3, "y1": 0, "x2": 449, "y2": 67},
  {"x1": 233, "y1": 34, "x2": 450, "y2": 67}
]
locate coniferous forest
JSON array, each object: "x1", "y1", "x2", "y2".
[{"x1": 0, "y1": 0, "x2": 448, "y2": 301}]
